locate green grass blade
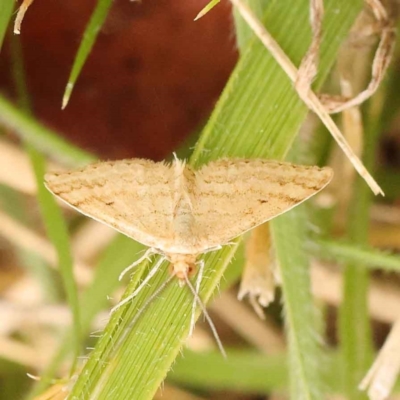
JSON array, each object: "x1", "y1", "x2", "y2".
[
  {"x1": 0, "y1": 0, "x2": 13, "y2": 51},
  {"x1": 80, "y1": 235, "x2": 145, "y2": 325},
  {"x1": 28, "y1": 146, "x2": 83, "y2": 372},
  {"x1": 313, "y1": 239, "x2": 400, "y2": 272},
  {"x1": 271, "y1": 207, "x2": 322, "y2": 400},
  {"x1": 170, "y1": 350, "x2": 288, "y2": 393},
  {"x1": 62, "y1": 0, "x2": 113, "y2": 109},
  {"x1": 171, "y1": 350, "x2": 350, "y2": 395},
  {"x1": 27, "y1": 234, "x2": 145, "y2": 398},
  {"x1": 235, "y1": 6, "x2": 324, "y2": 397},
  {"x1": 8, "y1": 34, "x2": 82, "y2": 373},
  {"x1": 194, "y1": 0, "x2": 221, "y2": 21},
  {"x1": 339, "y1": 90, "x2": 385, "y2": 400},
  {"x1": 68, "y1": 1, "x2": 362, "y2": 399},
  {"x1": 375, "y1": 168, "x2": 400, "y2": 200},
  {"x1": 232, "y1": 0, "x2": 264, "y2": 50},
  {"x1": 0, "y1": 184, "x2": 62, "y2": 304},
  {"x1": 0, "y1": 95, "x2": 95, "y2": 166}
]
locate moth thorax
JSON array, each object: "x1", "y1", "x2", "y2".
[{"x1": 168, "y1": 253, "x2": 198, "y2": 286}]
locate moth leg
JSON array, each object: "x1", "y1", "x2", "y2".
[
  {"x1": 119, "y1": 247, "x2": 158, "y2": 281},
  {"x1": 189, "y1": 258, "x2": 205, "y2": 336},
  {"x1": 202, "y1": 244, "x2": 222, "y2": 255},
  {"x1": 111, "y1": 256, "x2": 165, "y2": 314},
  {"x1": 183, "y1": 270, "x2": 226, "y2": 358}
]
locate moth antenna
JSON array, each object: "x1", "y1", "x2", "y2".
[
  {"x1": 111, "y1": 274, "x2": 176, "y2": 355},
  {"x1": 111, "y1": 256, "x2": 165, "y2": 314},
  {"x1": 119, "y1": 247, "x2": 157, "y2": 281},
  {"x1": 183, "y1": 272, "x2": 227, "y2": 358},
  {"x1": 190, "y1": 259, "x2": 205, "y2": 336}
]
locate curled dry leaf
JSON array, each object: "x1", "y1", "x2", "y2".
[
  {"x1": 238, "y1": 223, "x2": 279, "y2": 318},
  {"x1": 295, "y1": 0, "x2": 324, "y2": 96},
  {"x1": 317, "y1": 0, "x2": 396, "y2": 114}
]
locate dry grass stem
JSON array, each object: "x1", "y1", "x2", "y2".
[
  {"x1": 371, "y1": 205, "x2": 400, "y2": 225},
  {"x1": 155, "y1": 384, "x2": 206, "y2": 400},
  {"x1": 229, "y1": 0, "x2": 383, "y2": 195},
  {"x1": 369, "y1": 223, "x2": 400, "y2": 249},
  {"x1": 312, "y1": 261, "x2": 400, "y2": 324},
  {"x1": 14, "y1": 0, "x2": 35, "y2": 35},
  {"x1": 0, "y1": 299, "x2": 117, "y2": 338},
  {"x1": 0, "y1": 140, "x2": 36, "y2": 194},
  {"x1": 326, "y1": 77, "x2": 363, "y2": 226},
  {"x1": 71, "y1": 220, "x2": 117, "y2": 263},
  {"x1": 0, "y1": 336, "x2": 48, "y2": 369},
  {"x1": 360, "y1": 319, "x2": 400, "y2": 400},
  {"x1": 0, "y1": 140, "x2": 66, "y2": 203},
  {"x1": 0, "y1": 301, "x2": 74, "y2": 334},
  {"x1": 0, "y1": 210, "x2": 93, "y2": 285},
  {"x1": 3, "y1": 275, "x2": 46, "y2": 306}
]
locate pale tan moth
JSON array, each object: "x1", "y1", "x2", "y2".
[{"x1": 45, "y1": 156, "x2": 333, "y2": 354}]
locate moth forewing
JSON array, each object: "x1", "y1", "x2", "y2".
[{"x1": 192, "y1": 159, "x2": 333, "y2": 247}]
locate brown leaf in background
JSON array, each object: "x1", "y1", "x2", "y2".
[{"x1": 0, "y1": 0, "x2": 237, "y2": 160}]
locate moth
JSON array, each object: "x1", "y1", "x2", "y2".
[{"x1": 45, "y1": 157, "x2": 333, "y2": 352}]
